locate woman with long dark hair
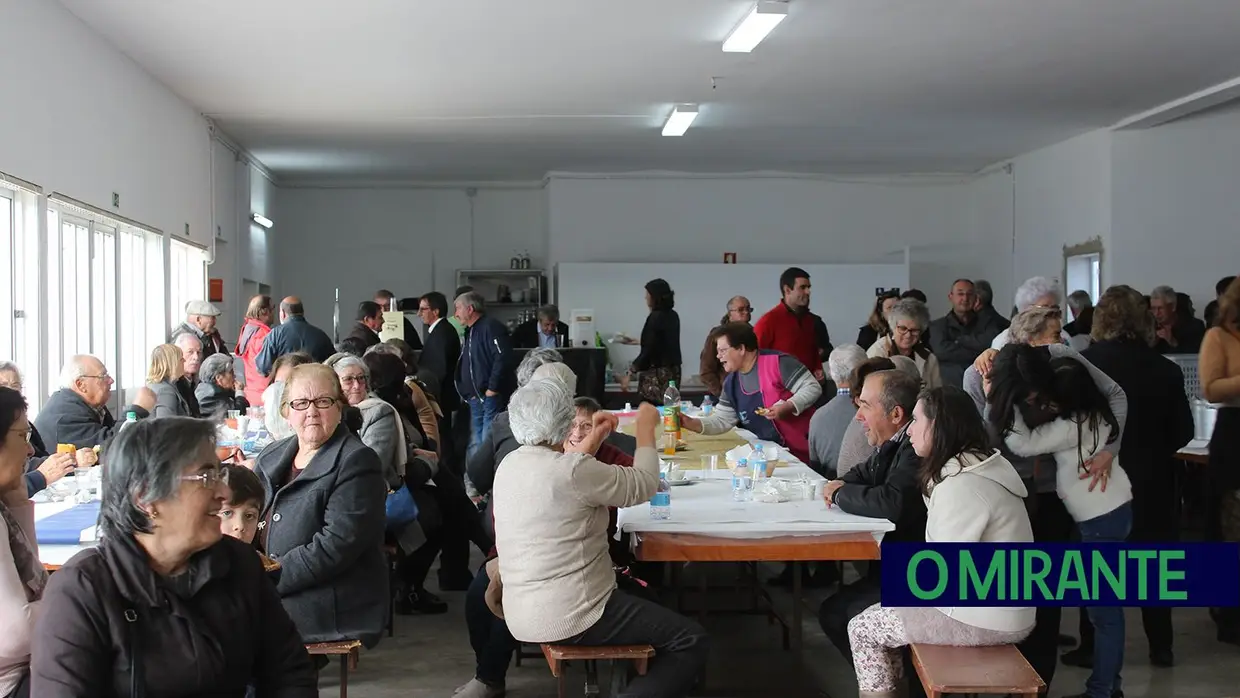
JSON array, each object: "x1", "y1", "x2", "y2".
[
  {"x1": 627, "y1": 279, "x2": 681, "y2": 405},
  {"x1": 846, "y1": 386, "x2": 1033, "y2": 698},
  {"x1": 857, "y1": 290, "x2": 900, "y2": 350},
  {"x1": 989, "y1": 344, "x2": 1133, "y2": 698}
]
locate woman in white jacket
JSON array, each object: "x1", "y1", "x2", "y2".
[
  {"x1": 847, "y1": 387, "x2": 1035, "y2": 698},
  {"x1": 989, "y1": 346, "x2": 1132, "y2": 698}
]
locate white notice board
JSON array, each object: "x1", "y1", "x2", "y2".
[{"x1": 556, "y1": 262, "x2": 909, "y2": 382}]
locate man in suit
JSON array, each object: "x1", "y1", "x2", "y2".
[
  {"x1": 418, "y1": 292, "x2": 462, "y2": 411},
  {"x1": 375, "y1": 289, "x2": 423, "y2": 350},
  {"x1": 347, "y1": 301, "x2": 384, "y2": 350},
  {"x1": 511, "y1": 304, "x2": 569, "y2": 349}
]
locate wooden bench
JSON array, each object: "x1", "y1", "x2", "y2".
[
  {"x1": 910, "y1": 643, "x2": 1044, "y2": 698},
  {"x1": 306, "y1": 640, "x2": 362, "y2": 698},
  {"x1": 541, "y1": 644, "x2": 655, "y2": 697}
]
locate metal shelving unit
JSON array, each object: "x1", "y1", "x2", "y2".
[{"x1": 456, "y1": 269, "x2": 548, "y2": 329}]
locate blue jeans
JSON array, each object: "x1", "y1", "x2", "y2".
[
  {"x1": 1078, "y1": 501, "x2": 1133, "y2": 698},
  {"x1": 468, "y1": 395, "x2": 502, "y2": 450}
]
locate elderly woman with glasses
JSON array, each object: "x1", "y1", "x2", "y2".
[
  {"x1": 493, "y1": 383, "x2": 709, "y2": 698},
  {"x1": 195, "y1": 353, "x2": 250, "y2": 420},
  {"x1": 0, "y1": 388, "x2": 42, "y2": 698},
  {"x1": 254, "y1": 364, "x2": 388, "y2": 650},
  {"x1": 866, "y1": 298, "x2": 941, "y2": 389},
  {"x1": 0, "y1": 364, "x2": 74, "y2": 499},
  {"x1": 31, "y1": 417, "x2": 316, "y2": 696}
]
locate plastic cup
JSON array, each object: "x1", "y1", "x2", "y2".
[{"x1": 701, "y1": 454, "x2": 719, "y2": 478}]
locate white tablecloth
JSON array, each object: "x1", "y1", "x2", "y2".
[{"x1": 616, "y1": 433, "x2": 894, "y2": 540}]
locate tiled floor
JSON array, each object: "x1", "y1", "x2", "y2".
[{"x1": 323, "y1": 558, "x2": 1240, "y2": 698}]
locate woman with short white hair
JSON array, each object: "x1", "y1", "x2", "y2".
[
  {"x1": 866, "y1": 299, "x2": 942, "y2": 389},
  {"x1": 808, "y1": 345, "x2": 869, "y2": 477},
  {"x1": 493, "y1": 384, "x2": 709, "y2": 698},
  {"x1": 988, "y1": 276, "x2": 1071, "y2": 352}
]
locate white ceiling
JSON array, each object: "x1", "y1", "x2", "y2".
[{"x1": 58, "y1": 0, "x2": 1240, "y2": 182}]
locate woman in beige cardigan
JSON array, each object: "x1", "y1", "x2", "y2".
[
  {"x1": 492, "y1": 380, "x2": 709, "y2": 698},
  {"x1": 867, "y1": 298, "x2": 942, "y2": 390}
]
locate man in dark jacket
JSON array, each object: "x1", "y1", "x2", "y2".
[
  {"x1": 418, "y1": 292, "x2": 462, "y2": 411},
  {"x1": 34, "y1": 355, "x2": 154, "y2": 451},
  {"x1": 1150, "y1": 285, "x2": 1207, "y2": 354},
  {"x1": 454, "y1": 292, "x2": 515, "y2": 448},
  {"x1": 169, "y1": 300, "x2": 228, "y2": 359},
  {"x1": 818, "y1": 369, "x2": 924, "y2": 665},
  {"x1": 1073, "y1": 286, "x2": 1196, "y2": 668},
  {"x1": 347, "y1": 301, "x2": 384, "y2": 350},
  {"x1": 511, "y1": 304, "x2": 570, "y2": 349},
  {"x1": 256, "y1": 297, "x2": 336, "y2": 375},
  {"x1": 929, "y1": 279, "x2": 1006, "y2": 388}
]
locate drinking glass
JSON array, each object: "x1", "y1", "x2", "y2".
[{"x1": 701, "y1": 453, "x2": 719, "y2": 479}]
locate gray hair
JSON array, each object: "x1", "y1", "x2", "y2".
[
  {"x1": 363, "y1": 343, "x2": 402, "y2": 358},
  {"x1": 198, "y1": 353, "x2": 234, "y2": 386},
  {"x1": 516, "y1": 347, "x2": 563, "y2": 387},
  {"x1": 827, "y1": 345, "x2": 868, "y2": 386},
  {"x1": 1150, "y1": 285, "x2": 1177, "y2": 305},
  {"x1": 454, "y1": 291, "x2": 485, "y2": 314},
  {"x1": 1013, "y1": 276, "x2": 1060, "y2": 312},
  {"x1": 536, "y1": 304, "x2": 560, "y2": 322},
  {"x1": 887, "y1": 298, "x2": 931, "y2": 331},
  {"x1": 889, "y1": 355, "x2": 921, "y2": 382},
  {"x1": 974, "y1": 280, "x2": 995, "y2": 307},
  {"x1": 872, "y1": 369, "x2": 919, "y2": 418},
  {"x1": 531, "y1": 362, "x2": 577, "y2": 391},
  {"x1": 1067, "y1": 290, "x2": 1093, "y2": 316},
  {"x1": 325, "y1": 353, "x2": 369, "y2": 379},
  {"x1": 173, "y1": 332, "x2": 202, "y2": 352},
  {"x1": 508, "y1": 378, "x2": 575, "y2": 447},
  {"x1": 1009, "y1": 306, "x2": 1063, "y2": 344},
  {"x1": 0, "y1": 361, "x2": 20, "y2": 380},
  {"x1": 59, "y1": 355, "x2": 100, "y2": 390},
  {"x1": 98, "y1": 417, "x2": 216, "y2": 539}
]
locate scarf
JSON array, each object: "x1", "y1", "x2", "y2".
[{"x1": 0, "y1": 500, "x2": 47, "y2": 602}]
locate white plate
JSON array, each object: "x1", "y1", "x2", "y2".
[{"x1": 667, "y1": 479, "x2": 697, "y2": 487}]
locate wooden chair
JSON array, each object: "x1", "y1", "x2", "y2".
[
  {"x1": 306, "y1": 640, "x2": 362, "y2": 698},
  {"x1": 541, "y1": 644, "x2": 655, "y2": 697},
  {"x1": 910, "y1": 643, "x2": 1044, "y2": 698}
]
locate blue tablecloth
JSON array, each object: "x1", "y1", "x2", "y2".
[{"x1": 36, "y1": 502, "x2": 101, "y2": 546}]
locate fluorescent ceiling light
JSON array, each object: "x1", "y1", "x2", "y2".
[
  {"x1": 662, "y1": 104, "x2": 699, "y2": 137},
  {"x1": 251, "y1": 213, "x2": 273, "y2": 229},
  {"x1": 723, "y1": 1, "x2": 789, "y2": 53}
]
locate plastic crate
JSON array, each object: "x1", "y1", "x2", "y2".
[{"x1": 1165, "y1": 354, "x2": 1200, "y2": 400}]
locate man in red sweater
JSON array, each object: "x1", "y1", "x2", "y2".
[{"x1": 754, "y1": 267, "x2": 832, "y2": 381}]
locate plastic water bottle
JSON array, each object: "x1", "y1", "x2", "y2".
[
  {"x1": 701, "y1": 395, "x2": 713, "y2": 416},
  {"x1": 732, "y1": 458, "x2": 752, "y2": 502},
  {"x1": 650, "y1": 475, "x2": 672, "y2": 520},
  {"x1": 750, "y1": 444, "x2": 768, "y2": 481},
  {"x1": 119, "y1": 411, "x2": 138, "y2": 432}
]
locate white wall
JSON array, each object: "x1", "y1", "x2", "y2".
[
  {"x1": 1112, "y1": 107, "x2": 1240, "y2": 308},
  {"x1": 0, "y1": 0, "x2": 211, "y2": 248},
  {"x1": 1010, "y1": 129, "x2": 1113, "y2": 304},
  {"x1": 274, "y1": 186, "x2": 547, "y2": 331},
  {"x1": 546, "y1": 175, "x2": 992, "y2": 319}
]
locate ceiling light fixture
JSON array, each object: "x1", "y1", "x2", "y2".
[
  {"x1": 661, "y1": 104, "x2": 699, "y2": 137},
  {"x1": 251, "y1": 213, "x2": 273, "y2": 229},
  {"x1": 723, "y1": 1, "x2": 789, "y2": 53}
]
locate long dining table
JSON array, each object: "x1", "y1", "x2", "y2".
[{"x1": 615, "y1": 427, "x2": 893, "y2": 653}]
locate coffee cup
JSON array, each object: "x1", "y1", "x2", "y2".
[{"x1": 667, "y1": 467, "x2": 688, "y2": 482}]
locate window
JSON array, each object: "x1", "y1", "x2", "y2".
[
  {"x1": 46, "y1": 197, "x2": 165, "y2": 410},
  {"x1": 0, "y1": 176, "x2": 41, "y2": 409},
  {"x1": 1066, "y1": 252, "x2": 1102, "y2": 303},
  {"x1": 169, "y1": 237, "x2": 208, "y2": 330}
]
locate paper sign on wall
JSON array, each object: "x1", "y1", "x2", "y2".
[{"x1": 379, "y1": 310, "x2": 405, "y2": 343}]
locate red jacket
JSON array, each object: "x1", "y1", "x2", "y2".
[
  {"x1": 754, "y1": 302, "x2": 823, "y2": 375},
  {"x1": 235, "y1": 319, "x2": 272, "y2": 407}
]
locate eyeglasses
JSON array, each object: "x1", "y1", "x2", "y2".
[
  {"x1": 8, "y1": 428, "x2": 31, "y2": 444},
  {"x1": 729, "y1": 306, "x2": 753, "y2": 314},
  {"x1": 82, "y1": 374, "x2": 112, "y2": 381},
  {"x1": 894, "y1": 325, "x2": 923, "y2": 336},
  {"x1": 287, "y1": 397, "x2": 339, "y2": 411},
  {"x1": 418, "y1": 306, "x2": 432, "y2": 313},
  {"x1": 182, "y1": 465, "x2": 225, "y2": 489},
  {"x1": 339, "y1": 375, "x2": 367, "y2": 386}
]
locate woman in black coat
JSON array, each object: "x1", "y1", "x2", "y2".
[
  {"x1": 32, "y1": 417, "x2": 316, "y2": 697},
  {"x1": 1073, "y1": 285, "x2": 1194, "y2": 667},
  {"x1": 625, "y1": 279, "x2": 681, "y2": 405},
  {"x1": 255, "y1": 364, "x2": 387, "y2": 648}
]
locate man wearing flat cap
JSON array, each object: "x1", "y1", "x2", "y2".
[{"x1": 170, "y1": 300, "x2": 228, "y2": 360}]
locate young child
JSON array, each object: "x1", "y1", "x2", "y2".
[{"x1": 219, "y1": 464, "x2": 264, "y2": 545}]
